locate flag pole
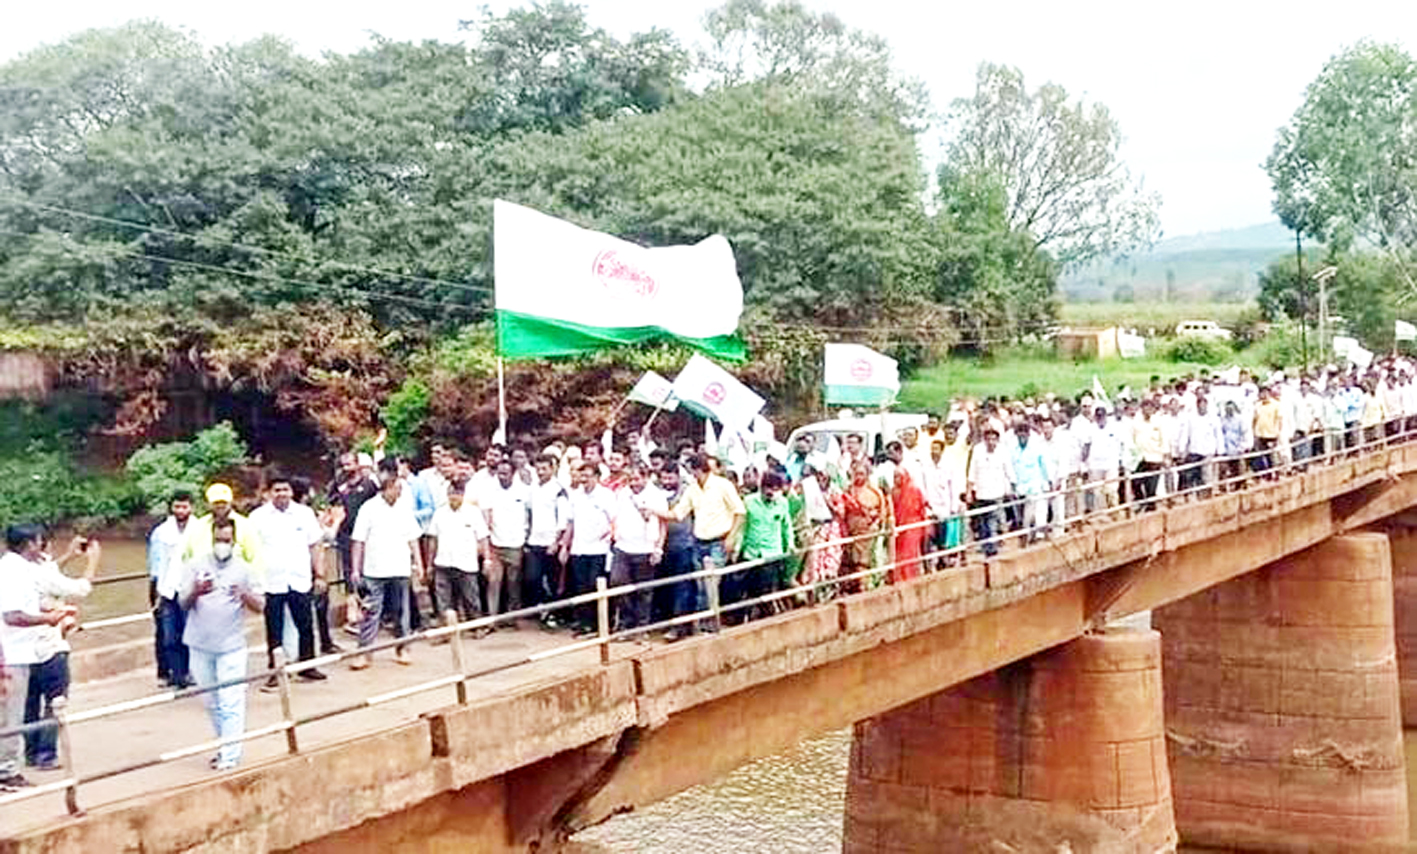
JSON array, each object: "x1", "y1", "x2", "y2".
[
  {"x1": 497, "y1": 357, "x2": 508, "y2": 443},
  {"x1": 643, "y1": 394, "x2": 673, "y2": 433}
]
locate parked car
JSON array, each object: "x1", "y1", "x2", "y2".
[
  {"x1": 786, "y1": 412, "x2": 929, "y2": 463},
  {"x1": 1174, "y1": 320, "x2": 1233, "y2": 341}
]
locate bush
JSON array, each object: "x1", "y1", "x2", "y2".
[
  {"x1": 1161, "y1": 337, "x2": 1231, "y2": 365},
  {"x1": 381, "y1": 378, "x2": 431, "y2": 457},
  {"x1": 0, "y1": 443, "x2": 142, "y2": 530},
  {"x1": 124, "y1": 422, "x2": 249, "y2": 514},
  {"x1": 1247, "y1": 324, "x2": 1308, "y2": 370}
]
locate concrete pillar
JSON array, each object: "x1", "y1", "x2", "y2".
[
  {"x1": 1385, "y1": 523, "x2": 1417, "y2": 725},
  {"x1": 1155, "y1": 532, "x2": 1408, "y2": 852},
  {"x1": 842, "y1": 628, "x2": 1176, "y2": 853}
]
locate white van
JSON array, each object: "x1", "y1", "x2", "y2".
[
  {"x1": 1174, "y1": 320, "x2": 1232, "y2": 341},
  {"x1": 785, "y1": 412, "x2": 929, "y2": 462}
]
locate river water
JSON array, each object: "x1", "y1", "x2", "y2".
[{"x1": 61, "y1": 539, "x2": 1417, "y2": 850}]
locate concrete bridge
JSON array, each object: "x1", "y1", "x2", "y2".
[{"x1": 8, "y1": 444, "x2": 1417, "y2": 853}]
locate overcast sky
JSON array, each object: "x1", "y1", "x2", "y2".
[{"x1": 5, "y1": 0, "x2": 1416, "y2": 239}]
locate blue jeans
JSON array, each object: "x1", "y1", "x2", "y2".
[
  {"x1": 157, "y1": 596, "x2": 190, "y2": 686},
  {"x1": 189, "y1": 647, "x2": 248, "y2": 768},
  {"x1": 663, "y1": 545, "x2": 701, "y2": 618},
  {"x1": 973, "y1": 500, "x2": 1004, "y2": 556},
  {"x1": 359, "y1": 576, "x2": 410, "y2": 650}
]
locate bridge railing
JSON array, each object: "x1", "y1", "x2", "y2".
[{"x1": 2, "y1": 418, "x2": 1410, "y2": 818}]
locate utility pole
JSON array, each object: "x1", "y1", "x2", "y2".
[
  {"x1": 1314, "y1": 265, "x2": 1338, "y2": 358},
  {"x1": 1296, "y1": 232, "x2": 1307, "y2": 370}
]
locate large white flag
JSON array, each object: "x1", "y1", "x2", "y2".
[
  {"x1": 1397, "y1": 320, "x2": 1417, "y2": 342},
  {"x1": 494, "y1": 200, "x2": 744, "y2": 359},
  {"x1": 627, "y1": 370, "x2": 679, "y2": 411},
  {"x1": 823, "y1": 344, "x2": 899, "y2": 407},
  {"x1": 672, "y1": 354, "x2": 764, "y2": 432}
]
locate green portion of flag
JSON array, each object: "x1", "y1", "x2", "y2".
[
  {"x1": 824, "y1": 383, "x2": 897, "y2": 407},
  {"x1": 496, "y1": 310, "x2": 745, "y2": 361}
]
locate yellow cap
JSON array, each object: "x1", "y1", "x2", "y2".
[{"x1": 205, "y1": 483, "x2": 234, "y2": 504}]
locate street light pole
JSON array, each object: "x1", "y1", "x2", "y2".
[{"x1": 1314, "y1": 265, "x2": 1339, "y2": 357}]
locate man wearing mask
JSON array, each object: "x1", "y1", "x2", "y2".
[
  {"x1": 179, "y1": 517, "x2": 263, "y2": 771},
  {"x1": 179, "y1": 483, "x2": 262, "y2": 584}
]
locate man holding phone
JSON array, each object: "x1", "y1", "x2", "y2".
[{"x1": 179, "y1": 517, "x2": 263, "y2": 771}]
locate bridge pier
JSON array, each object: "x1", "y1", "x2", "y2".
[
  {"x1": 1154, "y1": 532, "x2": 1409, "y2": 852},
  {"x1": 1383, "y1": 519, "x2": 1417, "y2": 725},
  {"x1": 842, "y1": 628, "x2": 1176, "y2": 853}
]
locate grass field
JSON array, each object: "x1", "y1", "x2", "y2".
[
  {"x1": 898, "y1": 348, "x2": 1262, "y2": 408},
  {"x1": 1058, "y1": 301, "x2": 1255, "y2": 332}
]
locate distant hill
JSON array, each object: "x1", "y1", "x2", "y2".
[{"x1": 1062, "y1": 221, "x2": 1306, "y2": 304}]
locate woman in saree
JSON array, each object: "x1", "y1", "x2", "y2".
[
  {"x1": 840, "y1": 460, "x2": 888, "y2": 592},
  {"x1": 891, "y1": 467, "x2": 928, "y2": 583},
  {"x1": 797, "y1": 461, "x2": 844, "y2": 601}
]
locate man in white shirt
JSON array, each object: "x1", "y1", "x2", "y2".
[
  {"x1": 21, "y1": 533, "x2": 96, "y2": 772},
  {"x1": 350, "y1": 471, "x2": 424, "y2": 669},
  {"x1": 482, "y1": 460, "x2": 530, "y2": 616},
  {"x1": 610, "y1": 466, "x2": 667, "y2": 632},
  {"x1": 148, "y1": 490, "x2": 194, "y2": 688},
  {"x1": 562, "y1": 463, "x2": 617, "y2": 635},
  {"x1": 1, "y1": 524, "x2": 79, "y2": 790},
  {"x1": 249, "y1": 474, "x2": 326, "y2": 685},
  {"x1": 966, "y1": 428, "x2": 1014, "y2": 557},
  {"x1": 427, "y1": 481, "x2": 489, "y2": 626},
  {"x1": 525, "y1": 455, "x2": 569, "y2": 621},
  {"x1": 1084, "y1": 407, "x2": 1124, "y2": 515},
  {"x1": 1182, "y1": 396, "x2": 1223, "y2": 494}
]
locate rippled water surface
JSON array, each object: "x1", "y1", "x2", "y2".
[{"x1": 573, "y1": 729, "x2": 851, "y2": 853}]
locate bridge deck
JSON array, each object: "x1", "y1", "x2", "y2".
[{"x1": 1, "y1": 629, "x2": 618, "y2": 834}]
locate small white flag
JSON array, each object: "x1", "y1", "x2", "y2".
[
  {"x1": 672, "y1": 354, "x2": 765, "y2": 433},
  {"x1": 1090, "y1": 375, "x2": 1111, "y2": 409},
  {"x1": 1397, "y1": 320, "x2": 1417, "y2": 342},
  {"x1": 627, "y1": 370, "x2": 679, "y2": 410},
  {"x1": 823, "y1": 344, "x2": 899, "y2": 407}
]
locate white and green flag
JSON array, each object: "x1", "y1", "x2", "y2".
[
  {"x1": 627, "y1": 370, "x2": 679, "y2": 411},
  {"x1": 823, "y1": 343, "x2": 899, "y2": 407},
  {"x1": 1397, "y1": 320, "x2": 1417, "y2": 342},
  {"x1": 672, "y1": 354, "x2": 764, "y2": 432},
  {"x1": 494, "y1": 200, "x2": 745, "y2": 360}
]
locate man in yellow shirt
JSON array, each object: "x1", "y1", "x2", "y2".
[
  {"x1": 1131, "y1": 399, "x2": 1168, "y2": 510},
  {"x1": 1252, "y1": 387, "x2": 1284, "y2": 474},
  {"x1": 179, "y1": 483, "x2": 263, "y2": 586},
  {"x1": 660, "y1": 455, "x2": 745, "y2": 626}
]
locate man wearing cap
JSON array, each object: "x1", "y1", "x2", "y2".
[
  {"x1": 180, "y1": 484, "x2": 262, "y2": 584},
  {"x1": 325, "y1": 451, "x2": 379, "y2": 652}
]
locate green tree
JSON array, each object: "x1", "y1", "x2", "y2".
[
  {"x1": 945, "y1": 62, "x2": 1161, "y2": 267},
  {"x1": 933, "y1": 169, "x2": 1059, "y2": 347},
  {"x1": 1266, "y1": 41, "x2": 1417, "y2": 253},
  {"x1": 1256, "y1": 251, "x2": 1322, "y2": 322}
]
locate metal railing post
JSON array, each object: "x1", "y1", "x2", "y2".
[
  {"x1": 596, "y1": 576, "x2": 611, "y2": 665},
  {"x1": 53, "y1": 696, "x2": 82, "y2": 816},
  {"x1": 448, "y1": 610, "x2": 469, "y2": 705},
  {"x1": 706, "y1": 565, "x2": 722, "y2": 634},
  {"x1": 273, "y1": 650, "x2": 298, "y2": 755}
]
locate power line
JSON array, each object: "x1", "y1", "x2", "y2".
[
  {"x1": 0, "y1": 228, "x2": 480, "y2": 317},
  {"x1": 0, "y1": 196, "x2": 496, "y2": 298}
]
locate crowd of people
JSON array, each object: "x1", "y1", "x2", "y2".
[{"x1": 4, "y1": 355, "x2": 1417, "y2": 785}]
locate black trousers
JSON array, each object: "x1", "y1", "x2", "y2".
[
  {"x1": 524, "y1": 545, "x2": 560, "y2": 609},
  {"x1": 569, "y1": 554, "x2": 609, "y2": 632},
  {"x1": 264, "y1": 590, "x2": 316, "y2": 669},
  {"x1": 24, "y1": 653, "x2": 69, "y2": 766}
]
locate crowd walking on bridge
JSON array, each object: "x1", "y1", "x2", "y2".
[{"x1": 4, "y1": 355, "x2": 1417, "y2": 786}]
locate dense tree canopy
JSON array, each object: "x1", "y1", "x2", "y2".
[{"x1": 0, "y1": 2, "x2": 1158, "y2": 441}]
